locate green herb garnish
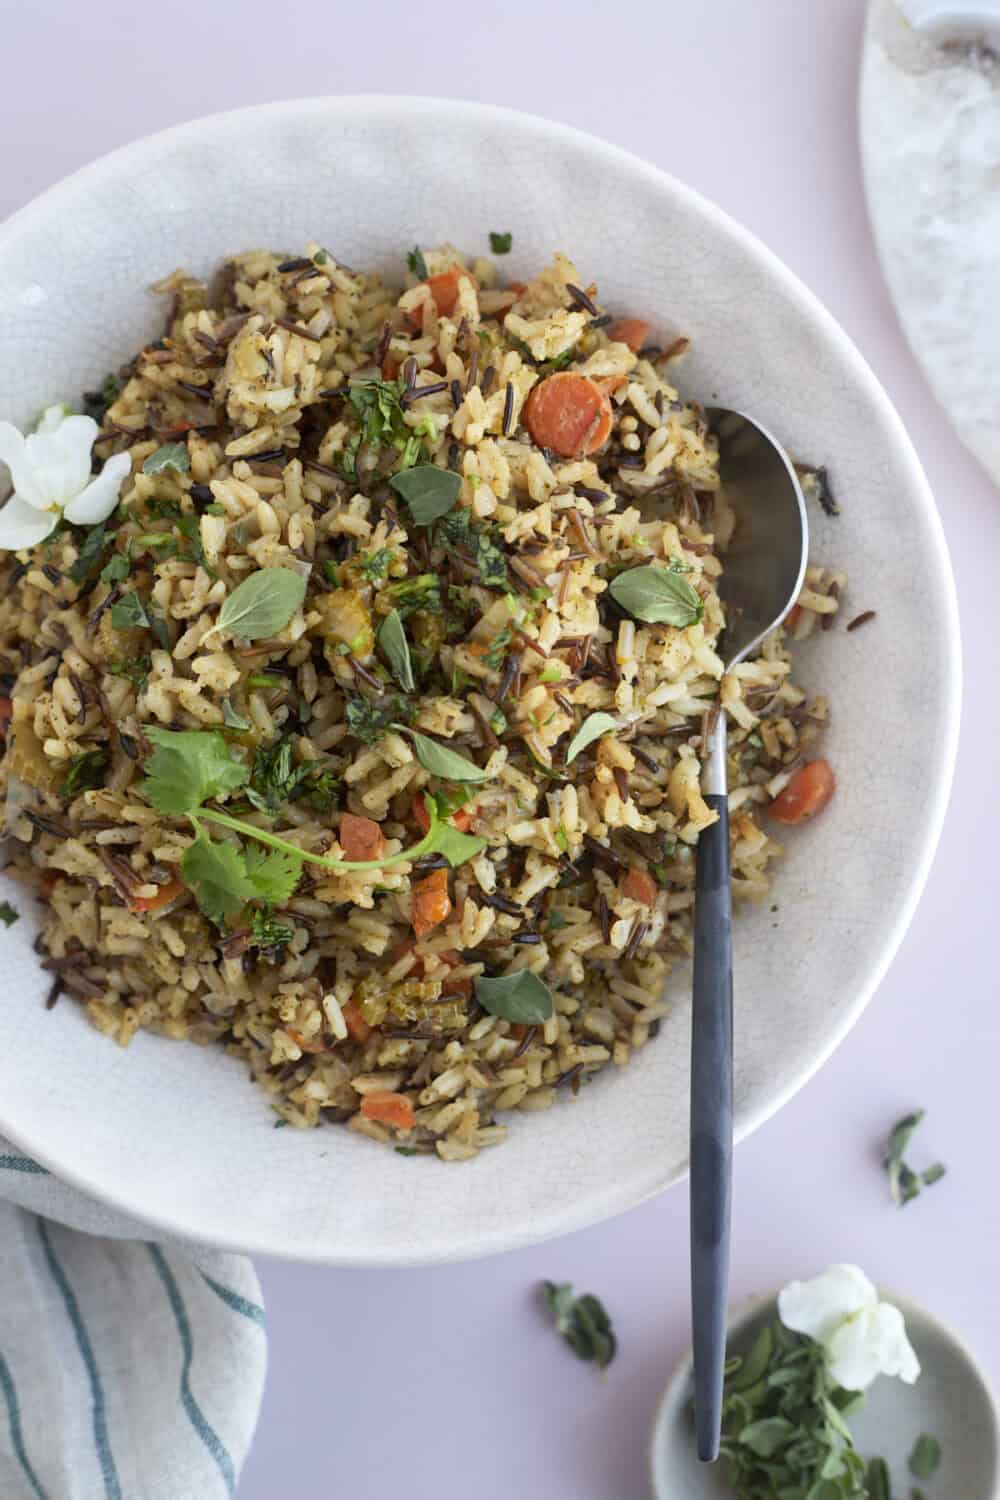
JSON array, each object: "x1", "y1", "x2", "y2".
[
  {"x1": 389, "y1": 465, "x2": 461, "y2": 526},
  {"x1": 377, "y1": 609, "x2": 415, "y2": 692},
  {"x1": 214, "y1": 567, "x2": 306, "y2": 642},
  {"x1": 344, "y1": 693, "x2": 414, "y2": 746},
  {"x1": 548, "y1": 910, "x2": 567, "y2": 931},
  {"x1": 438, "y1": 507, "x2": 509, "y2": 589},
  {"x1": 110, "y1": 591, "x2": 150, "y2": 631},
  {"x1": 221, "y1": 698, "x2": 251, "y2": 732},
  {"x1": 61, "y1": 749, "x2": 109, "y2": 799},
  {"x1": 347, "y1": 377, "x2": 425, "y2": 469},
  {"x1": 908, "y1": 1435, "x2": 941, "y2": 1479},
  {"x1": 68, "y1": 521, "x2": 113, "y2": 584},
  {"x1": 140, "y1": 729, "x2": 483, "y2": 924},
  {"x1": 0, "y1": 901, "x2": 19, "y2": 928},
  {"x1": 564, "y1": 712, "x2": 616, "y2": 765},
  {"x1": 608, "y1": 564, "x2": 703, "y2": 627},
  {"x1": 406, "y1": 246, "x2": 429, "y2": 280},
  {"x1": 382, "y1": 574, "x2": 442, "y2": 619},
  {"x1": 108, "y1": 657, "x2": 151, "y2": 691},
  {"x1": 866, "y1": 1457, "x2": 891, "y2": 1499},
  {"x1": 396, "y1": 727, "x2": 489, "y2": 783},
  {"x1": 100, "y1": 550, "x2": 131, "y2": 584},
  {"x1": 143, "y1": 442, "x2": 190, "y2": 476},
  {"x1": 489, "y1": 232, "x2": 513, "y2": 254},
  {"x1": 541, "y1": 1282, "x2": 616, "y2": 1370},
  {"x1": 355, "y1": 547, "x2": 396, "y2": 583},
  {"x1": 883, "y1": 1110, "x2": 946, "y2": 1207},
  {"x1": 474, "y1": 971, "x2": 553, "y2": 1023},
  {"x1": 481, "y1": 626, "x2": 512, "y2": 672},
  {"x1": 249, "y1": 906, "x2": 295, "y2": 953}
]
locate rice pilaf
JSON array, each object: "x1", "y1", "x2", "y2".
[{"x1": 0, "y1": 242, "x2": 840, "y2": 1158}]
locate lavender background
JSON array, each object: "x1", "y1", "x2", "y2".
[{"x1": 2, "y1": 2, "x2": 995, "y2": 1494}]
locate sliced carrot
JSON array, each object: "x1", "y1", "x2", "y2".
[
  {"x1": 451, "y1": 807, "x2": 474, "y2": 833},
  {"x1": 411, "y1": 867, "x2": 451, "y2": 937},
  {"x1": 622, "y1": 867, "x2": 658, "y2": 908},
  {"x1": 338, "y1": 812, "x2": 385, "y2": 863},
  {"x1": 361, "y1": 1091, "x2": 416, "y2": 1130},
  {"x1": 412, "y1": 794, "x2": 432, "y2": 835},
  {"x1": 595, "y1": 374, "x2": 627, "y2": 397},
  {"x1": 128, "y1": 876, "x2": 186, "y2": 915},
  {"x1": 0, "y1": 697, "x2": 12, "y2": 738},
  {"x1": 523, "y1": 373, "x2": 614, "y2": 458},
  {"x1": 341, "y1": 999, "x2": 373, "y2": 1045},
  {"x1": 608, "y1": 318, "x2": 651, "y2": 352},
  {"x1": 785, "y1": 604, "x2": 803, "y2": 631},
  {"x1": 407, "y1": 266, "x2": 474, "y2": 330},
  {"x1": 768, "y1": 759, "x2": 836, "y2": 825}
]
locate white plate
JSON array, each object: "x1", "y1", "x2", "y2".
[
  {"x1": 651, "y1": 1289, "x2": 1000, "y2": 1497},
  {"x1": 861, "y1": 0, "x2": 1000, "y2": 485},
  {"x1": 0, "y1": 98, "x2": 960, "y2": 1264}
]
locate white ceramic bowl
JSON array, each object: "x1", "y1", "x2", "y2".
[
  {"x1": 651, "y1": 1290, "x2": 999, "y2": 1497},
  {"x1": 0, "y1": 98, "x2": 960, "y2": 1264}
]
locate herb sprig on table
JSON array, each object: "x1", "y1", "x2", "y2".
[
  {"x1": 882, "y1": 1111, "x2": 946, "y2": 1208},
  {"x1": 541, "y1": 1282, "x2": 616, "y2": 1370}
]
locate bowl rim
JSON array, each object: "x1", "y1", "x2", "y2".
[
  {"x1": 649, "y1": 1286, "x2": 1000, "y2": 1497},
  {"x1": 0, "y1": 95, "x2": 962, "y2": 1261}
]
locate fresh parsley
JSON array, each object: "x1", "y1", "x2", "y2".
[
  {"x1": 249, "y1": 906, "x2": 295, "y2": 953},
  {"x1": 344, "y1": 693, "x2": 414, "y2": 746},
  {"x1": 82, "y1": 372, "x2": 123, "y2": 426},
  {"x1": 382, "y1": 574, "x2": 441, "y2": 619},
  {"x1": 438, "y1": 507, "x2": 509, "y2": 590},
  {"x1": 100, "y1": 549, "x2": 131, "y2": 584},
  {"x1": 347, "y1": 377, "x2": 425, "y2": 469},
  {"x1": 68, "y1": 522, "x2": 114, "y2": 585},
  {"x1": 542, "y1": 1282, "x2": 616, "y2": 1370},
  {"x1": 110, "y1": 591, "x2": 150, "y2": 631},
  {"x1": 883, "y1": 1110, "x2": 946, "y2": 1208},
  {"x1": 108, "y1": 657, "x2": 151, "y2": 691},
  {"x1": 489, "y1": 232, "x2": 513, "y2": 254},
  {"x1": 909, "y1": 1435, "x2": 941, "y2": 1480},
  {"x1": 355, "y1": 547, "x2": 396, "y2": 583},
  {"x1": 0, "y1": 901, "x2": 19, "y2": 928}
]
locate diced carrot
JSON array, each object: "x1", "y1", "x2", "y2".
[
  {"x1": 128, "y1": 876, "x2": 186, "y2": 915},
  {"x1": 338, "y1": 812, "x2": 385, "y2": 863},
  {"x1": 286, "y1": 1025, "x2": 329, "y2": 1055},
  {"x1": 622, "y1": 867, "x2": 658, "y2": 908},
  {"x1": 506, "y1": 281, "x2": 527, "y2": 295},
  {"x1": 382, "y1": 353, "x2": 401, "y2": 380},
  {"x1": 595, "y1": 374, "x2": 627, "y2": 397},
  {"x1": 608, "y1": 318, "x2": 651, "y2": 352},
  {"x1": 0, "y1": 697, "x2": 12, "y2": 738},
  {"x1": 523, "y1": 373, "x2": 614, "y2": 458},
  {"x1": 361, "y1": 1091, "x2": 416, "y2": 1130},
  {"x1": 341, "y1": 999, "x2": 373, "y2": 1044},
  {"x1": 412, "y1": 794, "x2": 432, "y2": 835},
  {"x1": 451, "y1": 807, "x2": 474, "y2": 833},
  {"x1": 768, "y1": 759, "x2": 836, "y2": 825},
  {"x1": 785, "y1": 604, "x2": 803, "y2": 631},
  {"x1": 407, "y1": 266, "x2": 475, "y2": 329},
  {"x1": 411, "y1": 867, "x2": 451, "y2": 937}
]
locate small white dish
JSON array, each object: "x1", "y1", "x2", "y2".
[
  {"x1": 0, "y1": 97, "x2": 960, "y2": 1263},
  {"x1": 651, "y1": 1289, "x2": 1000, "y2": 1498}
]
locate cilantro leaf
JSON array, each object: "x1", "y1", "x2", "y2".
[
  {"x1": 243, "y1": 843, "x2": 301, "y2": 905},
  {"x1": 181, "y1": 827, "x2": 257, "y2": 924},
  {"x1": 249, "y1": 907, "x2": 295, "y2": 952},
  {"x1": 143, "y1": 728, "x2": 249, "y2": 815},
  {"x1": 406, "y1": 246, "x2": 429, "y2": 280}
]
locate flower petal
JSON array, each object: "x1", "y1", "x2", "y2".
[
  {"x1": 25, "y1": 414, "x2": 99, "y2": 506},
  {"x1": 826, "y1": 1302, "x2": 921, "y2": 1392},
  {"x1": 778, "y1": 1264, "x2": 878, "y2": 1346},
  {"x1": 0, "y1": 493, "x2": 58, "y2": 550},
  {"x1": 63, "y1": 452, "x2": 131, "y2": 526},
  {"x1": 35, "y1": 404, "x2": 73, "y2": 435},
  {"x1": 0, "y1": 421, "x2": 46, "y2": 511}
]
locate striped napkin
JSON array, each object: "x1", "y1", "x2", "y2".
[{"x1": 0, "y1": 1140, "x2": 266, "y2": 1499}]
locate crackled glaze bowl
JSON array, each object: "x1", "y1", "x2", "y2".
[{"x1": 0, "y1": 98, "x2": 959, "y2": 1263}]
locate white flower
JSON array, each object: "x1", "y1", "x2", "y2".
[
  {"x1": 778, "y1": 1264, "x2": 920, "y2": 1392},
  {"x1": 0, "y1": 405, "x2": 132, "y2": 551}
]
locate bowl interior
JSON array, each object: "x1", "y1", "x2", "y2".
[
  {"x1": 0, "y1": 98, "x2": 959, "y2": 1262},
  {"x1": 651, "y1": 1292, "x2": 999, "y2": 1498}
]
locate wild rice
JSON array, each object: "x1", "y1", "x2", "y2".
[{"x1": 0, "y1": 239, "x2": 838, "y2": 1157}]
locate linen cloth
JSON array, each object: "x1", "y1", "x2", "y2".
[{"x1": 0, "y1": 1139, "x2": 266, "y2": 1499}]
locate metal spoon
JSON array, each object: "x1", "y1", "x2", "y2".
[{"x1": 690, "y1": 408, "x2": 808, "y2": 1462}]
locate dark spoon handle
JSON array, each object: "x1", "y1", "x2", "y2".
[{"x1": 690, "y1": 791, "x2": 734, "y2": 1463}]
